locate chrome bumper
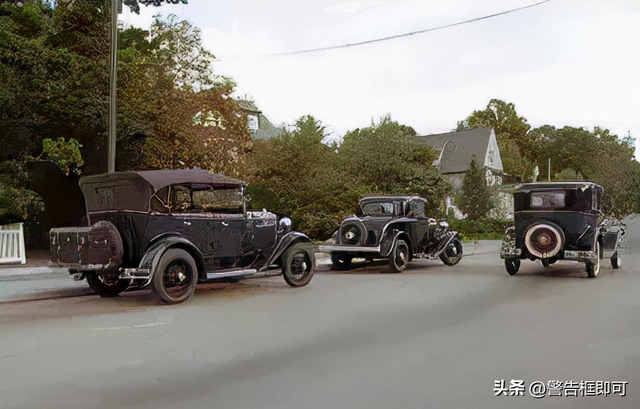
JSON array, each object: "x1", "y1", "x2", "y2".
[
  {"x1": 563, "y1": 250, "x2": 598, "y2": 263},
  {"x1": 120, "y1": 268, "x2": 151, "y2": 280}
]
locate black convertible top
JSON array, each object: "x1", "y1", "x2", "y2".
[
  {"x1": 79, "y1": 170, "x2": 245, "y2": 212},
  {"x1": 80, "y1": 170, "x2": 245, "y2": 192},
  {"x1": 513, "y1": 181, "x2": 604, "y2": 194}
]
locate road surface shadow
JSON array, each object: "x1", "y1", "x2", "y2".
[{"x1": 0, "y1": 278, "x2": 289, "y2": 323}]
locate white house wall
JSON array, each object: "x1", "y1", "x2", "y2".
[{"x1": 484, "y1": 129, "x2": 504, "y2": 173}]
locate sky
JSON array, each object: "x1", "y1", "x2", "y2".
[{"x1": 122, "y1": 0, "x2": 640, "y2": 155}]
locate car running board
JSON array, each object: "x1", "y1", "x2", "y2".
[{"x1": 205, "y1": 269, "x2": 258, "y2": 281}]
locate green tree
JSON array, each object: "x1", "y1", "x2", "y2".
[
  {"x1": 465, "y1": 99, "x2": 537, "y2": 179},
  {"x1": 458, "y1": 157, "x2": 493, "y2": 220},
  {"x1": 38, "y1": 137, "x2": 84, "y2": 176}
]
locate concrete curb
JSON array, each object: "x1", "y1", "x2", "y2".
[{"x1": 0, "y1": 266, "x2": 68, "y2": 277}]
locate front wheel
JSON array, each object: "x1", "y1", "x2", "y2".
[
  {"x1": 86, "y1": 271, "x2": 130, "y2": 297},
  {"x1": 389, "y1": 240, "x2": 409, "y2": 273},
  {"x1": 153, "y1": 248, "x2": 198, "y2": 304},
  {"x1": 440, "y1": 238, "x2": 463, "y2": 266},
  {"x1": 505, "y1": 259, "x2": 521, "y2": 276},
  {"x1": 283, "y1": 243, "x2": 314, "y2": 287},
  {"x1": 611, "y1": 252, "x2": 622, "y2": 269}
]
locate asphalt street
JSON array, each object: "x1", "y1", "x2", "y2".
[{"x1": 0, "y1": 244, "x2": 638, "y2": 409}]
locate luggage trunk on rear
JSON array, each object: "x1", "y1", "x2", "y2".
[{"x1": 50, "y1": 221, "x2": 123, "y2": 271}]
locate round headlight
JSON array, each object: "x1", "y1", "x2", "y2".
[
  {"x1": 439, "y1": 221, "x2": 449, "y2": 228},
  {"x1": 279, "y1": 217, "x2": 292, "y2": 231}
]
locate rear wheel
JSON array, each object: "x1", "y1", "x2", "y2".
[
  {"x1": 153, "y1": 248, "x2": 198, "y2": 304},
  {"x1": 330, "y1": 253, "x2": 353, "y2": 271},
  {"x1": 586, "y1": 242, "x2": 601, "y2": 278},
  {"x1": 439, "y1": 238, "x2": 463, "y2": 266},
  {"x1": 611, "y1": 252, "x2": 622, "y2": 269},
  {"x1": 283, "y1": 243, "x2": 314, "y2": 287},
  {"x1": 505, "y1": 259, "x2": 521, "y2": 276},
  {"x1": 86, "y1": 271, "x2": 129, "y2": 297},
  {"x1": 389, "y1": 240, "x2": 409, "y2": 273}
]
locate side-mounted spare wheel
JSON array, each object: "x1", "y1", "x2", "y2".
[
  {"x1": 282, "y1": 242, "x2": 314, "y2": 287},
  {"x1": 153, "y1": 248, "x2": 198, "y2": 304}
]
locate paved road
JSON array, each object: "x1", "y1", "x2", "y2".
[{"x1": 0, "y1": 245, "x2": 638, "y2": 409}]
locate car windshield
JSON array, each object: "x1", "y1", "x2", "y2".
[{"x1": 361, "y1": 202, "x2": 395, "y2": 216}]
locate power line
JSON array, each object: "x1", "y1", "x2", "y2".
[{"x1": 220, "y1": 0, "x2": 549, "y2": 59}]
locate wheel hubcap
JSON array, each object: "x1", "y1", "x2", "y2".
[
  {"x1": 164, "y1": 260, "x2": 192, "y2": 295},
  {"x1": 291, "y1": 252, "x2": 310, "y2": 280}
]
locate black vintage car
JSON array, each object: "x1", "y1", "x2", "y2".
[
  {"x1": 318, "y1": 195, "x2": 463, "y2": 272},
  {"x1": 500, "y1": 181, "x2": 626, "y2": 277},
  {"x1": 50, "y1": 170, "x2": 315, "y2": 304}
]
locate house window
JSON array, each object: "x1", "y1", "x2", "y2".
[{"x1": 247, "y1": 114, "x2": 259, "y2": 131}]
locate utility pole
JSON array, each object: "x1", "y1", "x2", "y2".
[
  {"x1": 548, "y1": 158, "x2": 551, "y2": 182},
  {"x1": 108, "y1": 0, "x2": 122, "y2": 173}
]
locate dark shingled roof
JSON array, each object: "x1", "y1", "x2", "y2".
[{"x1": 418, "y1": 128, "x2": 493, "y2": 174}]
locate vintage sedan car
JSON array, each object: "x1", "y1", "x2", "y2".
[
  {"x1": 50, "y1": 170, "x2": 314, "y2": 304},
  {"x1": 500, "y1": 181, "x2": 626, "y2": 277},
  {"x1": 318, "y1": 195, "x2": 463, "y2": 272}
]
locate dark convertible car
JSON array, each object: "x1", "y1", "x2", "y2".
[
  {"x1": 319, "y1": 195, "x2": 463, "y2": 272},
  {"x1": 50, "y1": 170, "x2": 314, "y2": 303}
]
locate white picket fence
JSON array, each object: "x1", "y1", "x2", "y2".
[{"x1": 0, "y1": 223, "x2": 27, "y2": 265}]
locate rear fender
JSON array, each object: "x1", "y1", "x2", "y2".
[{"x1": 139, "y1": 235, "x2": 206, "y2": 281}]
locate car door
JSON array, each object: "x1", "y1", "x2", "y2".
[
  {"x1": 236, "y1": 211, "x2": 278, "y2": 268},
  {"x1": 190, "y1": 187, "x2": 247, "y2": 270}
]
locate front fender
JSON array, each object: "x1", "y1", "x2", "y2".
[
  {"x1": 265, "y1": 232, "x2": 313, "y2": 267},
  {"x1": 139, "y1": 235, "x2": 206, "y2": 282},
  {"x1": 380, "y1": 231, "x2": 412, "y2": 258}
]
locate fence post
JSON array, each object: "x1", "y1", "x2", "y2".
[{"x1": 0, "y1": 222, "x2": 27, "y2": 265}]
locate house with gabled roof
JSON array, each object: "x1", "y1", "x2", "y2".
[
  {"x1": 236, "y1": 98, "x2": 283, "y2": 140},
  {"x1": 418, "y1": 127, "x2": 504, "y2": 191}
]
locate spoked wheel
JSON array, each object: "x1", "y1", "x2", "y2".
[
  {"x1": 586, "y1": 242, "x2": 601, "y2": 278},
  {"x1": 86, "y1": 270, "x2": 130, "y2": 297},
  {"x1": 439, "y1": 238, "x2": 463, "y2": 266},
  {"x1": 389, "y1": 240, "x2": 409, "y2": 273},
  {"x1": 611, "y1": 252, "x2": 622, "y2": 269},
  {"x1": 283, "y1": 243, "x2": 314, "y2": 287},
  {"x1": 505, "y1": 259, "x2": 521, "y2": 276},
  {"x1": 153, "y1": 248, "x2": 198, "y2": 304},
  {"x1": 330, "y1": 253, "x2": 353, "y2": 271}
]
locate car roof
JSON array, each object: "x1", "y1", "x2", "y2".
[
  {"x1": 80, "y1": 169, "x2": 246, "y2": 192},
  {"x1": 513, "y1": 181, "x2": 604, "y2": 193},
  {"x1": 359, "y1": 195, "x2": 426, "y2": 203}
]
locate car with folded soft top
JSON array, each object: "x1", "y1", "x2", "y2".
[{"x1": 49, "y1": 169, "x2": 314, "y2": 303}]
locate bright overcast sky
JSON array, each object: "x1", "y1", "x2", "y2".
[{"x1": 122, "y1": 0, "x2": 640, "y2": 155}]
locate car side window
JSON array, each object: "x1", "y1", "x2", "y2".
[
  {"x1": 150, "y1": 187, "x2": 170, "y2": 213},
  {"x1": 192, "y1": 188, "x2": 243, "y2": 214},
  {"x1": 408, "y1": 201, "x2": 425, "y2": 218},
  {"x1": 171, "y1": 185, "x2": 192, "y2": 213}
]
